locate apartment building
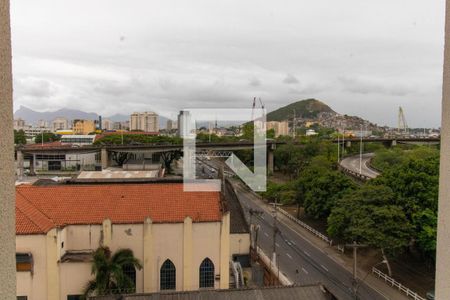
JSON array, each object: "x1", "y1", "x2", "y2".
[
  {"x1": 266, "y1": 121, "x2": 289, "y2": 137},
  {"x1": 73, "y1": 120, "x2": 96, "y2": 135},
  {"x1": 130, "y1": 112, "x2": 159, "y2": 132},
  {"x1": 52, "y1": 117, "x2": 70, "y2": 132}
]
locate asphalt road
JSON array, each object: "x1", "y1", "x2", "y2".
[
  {"x1": 231, "y1": 181, "x2": 389, "y2": 300},
  {"x1": 340, "y1": 153, "x2": 380, "y2": 179},
  {"x1": 195, "y1": 158, "x2": 390, "y2": 300}
]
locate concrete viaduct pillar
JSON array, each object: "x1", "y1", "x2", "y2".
[
  {"x1": 17, "y1": 150, "x2": 24, "y2": 179},
  {"x1": 436, "y1": 0, "x2": 450, "y2": 298},
  {"x1": 267, "y1": 143, "x2": 275, "y2": 174},
  {"x1": 101, "y1": 148, "x2": 109, "y2": 170},
  {"x1": 345, "y1": 140, "x2": 352, "y2": 148},
  {"x1": 267, "y1": 150, "x2": 274, "y2": 174},
  {"x1": 0, "y1": 0, "x2": 16, "y2": 298}
]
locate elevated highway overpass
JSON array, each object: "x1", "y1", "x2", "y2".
[{"x1": 16, "y1": 141, "x2": 282, "y2": 176}]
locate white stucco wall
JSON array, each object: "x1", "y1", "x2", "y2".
[
  {"x1": 16, "y1": 220, "x2": 226, "y2": 299},
  {"x1": 16, "y1": 235, "x2": 47, "y2": 300}
]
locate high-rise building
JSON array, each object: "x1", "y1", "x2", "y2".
[
  {"x1": 130, "y1": 112, "x2": 159, "y2": 132},
  {"x1": 37, "y1": 119, "x2": 49, "y2": 128},
  {"x1": 266, "y1": 121, "x2": 289, "y2": 137},
  {"x1": 166, "y1": 119, "x2": 177, "y2": 131},
  {"x1": 177, "y1": 110, "x2": 191, "y2": 137},
  {"x1": 73, "y1": 119, "x2": 96, "y2": 135},
  {"x1": 13, "y1": 118, "x2": 26, "y2": 130},
  {"x1": 52, "y1": 117, "x2": 69, "y2": 132},
  {"x1": 101, "y1": 118, "x2": 114, "y2": 131}
]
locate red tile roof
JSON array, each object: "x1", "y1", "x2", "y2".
[
  {"x1": 16, "y1": 183, "x2": 222, "y2": 235},
  {"x1": 22, "y1": 141, "x2": 72, "y2": 150}
]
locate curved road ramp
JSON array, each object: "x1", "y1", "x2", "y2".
[{"x1": 339, "y1": 153, "x2": 380, "y2": 181}]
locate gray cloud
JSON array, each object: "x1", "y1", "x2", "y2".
[
  {"x1": 338, "y1": 76, "x2": 414, "y2": 97},
  {"x1": 249, "y1": 77, "x2": 262, "y2": 87},
  {"x1": 283, "y1": 74, "x2": 299, "y2": 84},
  {"x1": 9, "y1": 0, "x2": 445, "y2": 127}
]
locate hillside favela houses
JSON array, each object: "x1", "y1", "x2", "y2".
[{"x1": 15, "y1": 179, "x2": 250, "y2": 300}]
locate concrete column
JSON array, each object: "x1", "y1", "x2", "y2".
[
  {"x1": 17, "y1": 150, "x2": 24, "y2": 179},
  {"x1": 346, "y1": 140, "x2": 352, "y2": 148},
  {"x1": 102, "y1": 219, "x2": 112, "y2": 247},
  {"x1": 46, "y1": 229, "x2": 60, "y2": 300},
  {"x1": 219, "y1": 212, "x2": 230, "y2": 289},
  {"x1": 436, "y1": 1, "x2": 450, "y2": 298},
  {"x1": 267, "y1": 150, "x2": 274, "y2": 174},
  {"x1": 183, "y1": 217, "x2": 193, "y2": 291},
  {"x1": 0, "y1": 1, "x2": 16, "y2": 299},
  {"x1": 143, "y1": 217, "x2": 154, "y2": 292},
  {"x1": 391, "y1": 140, "x2": 397, "y2": 147},
  {"x1": 101, "y1": 148, "x2": 109, "y2": 170}
]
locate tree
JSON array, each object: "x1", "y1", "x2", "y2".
[
  {"x1": 111, "y1": 152, "x2": 132, "y2": 167},
  {"x1": 327, "y1": 185, "x2": 412, "y2": 276},
  {"x1": 297, "y1": 164, "x2": 354, "y2": 219},
  {"x1": 160, "y1": 150, "x2": 183, "y2": 173},
  {"x1": 34, "y1": 132, "x2": 60, "y2": 144},
  {"x1": 83, "y1": 247, "x2": 142, "y2": 297},
  {"x1": 412, "y1": 208, "x2": 437, "y2": 262},
  {"x1": 14, "y1": 129, "x2": 27, "y2": 145}
]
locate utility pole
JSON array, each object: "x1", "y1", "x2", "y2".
[
  {"x1": 271, "y1": 201, "x2": 280, "y2": 285},
  {"x1": 337, "y1": 133, "x2": 340, "y2": 163},
  {"x1": 359, "y1": 125, "x2": 363, "y2": 174},
  {"x1": 346, "y1": 241, "x2": 367, "y2": 299},
  {"x1": 342, "y1": 129, "x2": 345, "y2": 157},
  {"x1": 249, "y1": 208, "x2": 263, "y2": 249},
  {"x1": 292, "y1": 109, "x2": 296, "y2": 139}
]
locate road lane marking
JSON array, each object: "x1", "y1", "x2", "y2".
[
  {"x1": 276, "y1": 243, "x2": 280, "y2": 247},
  {"x1": 264, "y1": 232, "x2": 269, "y2": 238},
  {"x1": 321, "y1": 264, "x2": 329, "y2": 272},
  {"x1": 302, "y1": 267, "x2": 308, "y2": 275},
  {"x1": 286, "y1": 253, "x2": 293, "y2": 260},
  {"x1": 304, "y1": 250, "x2": 311, "y2": 257}
]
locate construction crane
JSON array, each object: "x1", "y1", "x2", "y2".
[
  {"x1": 251, "y1": 97, "x2": 265, "y2": 120},
  {"x1": 398, "y1": 106, "x2": 408, "y2": 135}
]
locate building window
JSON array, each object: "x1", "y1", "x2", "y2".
[
  {"x1": 122, "y1": 264, "x2": 137, "y2": 292},
  {"x1": 199, "y1": 258, "x2": 215, "y2": 288},
  {"x1": 17, "y1": 297, "x2": 27, "y2": 300},
  {"x1": 16, "y1": 253, "x2": 33, "y2": 272},
  {"x1": 160, "y1": 259, "x2": 176, "y2": 290},
  {"x1": 67, "y1": 296, "x2": 81, "y2": 300}
]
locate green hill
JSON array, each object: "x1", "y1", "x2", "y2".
[{"x1": 266, "y1": 99, "x2": 335, "y2": 121}]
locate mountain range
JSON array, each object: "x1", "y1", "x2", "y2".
[
  {"x1": 14, "y1": 98, "x2": 378, "y2": 131},
  {"x1": 14, "y1": 106, "x2": 169, "y2": 128}
]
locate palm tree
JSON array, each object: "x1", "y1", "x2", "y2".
[{"x1": 83, "y1": 247, "x2": 142, "y2": 297}]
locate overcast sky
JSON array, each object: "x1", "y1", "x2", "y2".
[{"x1": 11, "y1": 0, "x2": 445, "y2": 127}]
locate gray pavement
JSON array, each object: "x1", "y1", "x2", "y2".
[
  {"x1": 340, "y1": 153, "x2": 380, "y2": 179},
  {"x1": 232, "y1": 181, "x2": 389, "y2": 300},
  {"x1": 197, "y1": 159, "x2": 409, "y2": 300}
]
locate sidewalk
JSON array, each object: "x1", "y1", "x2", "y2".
[{"x1": 236, "y1": 180, "x2": 412, "y2": 300}]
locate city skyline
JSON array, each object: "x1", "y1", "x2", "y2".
[{"x1": 11, "y1": 0, "x2": 445, "y2": 128}]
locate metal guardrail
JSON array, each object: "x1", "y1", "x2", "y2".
[
  {"x1": 372, "y1": 267, "x2": 426, "y2": 300},
  {"x1": 339, "y1": 165, "x2": 371, "y2": 181},
  {"x1": 278, "y1": 208, "x2": 333, "y2": 246}
]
